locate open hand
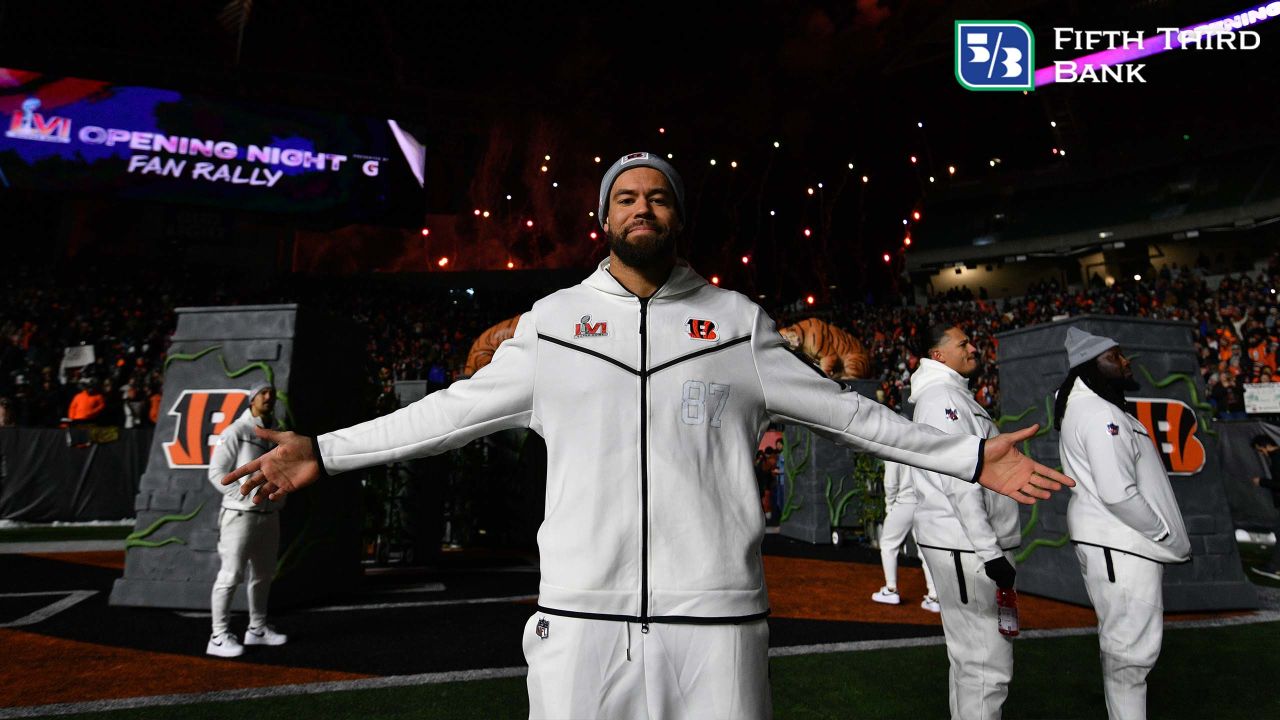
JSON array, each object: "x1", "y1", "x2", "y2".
[
  {"x1": 221, "y1": 427, "x2": 321, "y2": 504},
  {"x1": 979, "y1": 424, "x2": 1075, "y2": 504}
]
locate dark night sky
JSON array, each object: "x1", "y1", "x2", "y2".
[{"x1": 2, "y1": 0, "x2": 1278, "y2": 298}]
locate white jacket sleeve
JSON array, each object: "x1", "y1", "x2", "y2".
[
  {"x1": 317, "y1": 311, "x2": 538, "y2": 475},
  {"x1": 1082, "y1": 406, "x2": 1168, "y2": 540},
  {"x1": 914, "y1": 389, "x2": 1003, "y2": 561},
  {"x1": 750, "y1": 308, "x2": 982, "y2": 482}
]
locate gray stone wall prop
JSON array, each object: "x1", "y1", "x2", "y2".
[
  {"x1": 110, "y1": 304, "x2": 367, "y2": 610},
  {"x1": 996, "y1": 315, "x2": 1257, "y2": 611}
]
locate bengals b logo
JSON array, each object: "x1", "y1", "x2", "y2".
[
  {"x1": 686, "y1": 318, "x2": 718, "y2": 341},
  {"x1": 1130, "y1": 398, "x2": 1206, "y2": 475},
  {"x1": 162, "y1": 390, "x2": 249, "y2": 468}
]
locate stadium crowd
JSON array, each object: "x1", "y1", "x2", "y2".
[{"x1": 1, "y1": 251, "x2": 1276, "y2": 429}]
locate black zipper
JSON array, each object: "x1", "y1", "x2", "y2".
[{"x1": 638, "y1": 295, "x2": 650, "y2": 630}]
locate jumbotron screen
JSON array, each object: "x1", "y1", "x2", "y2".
[{"x1": 0, "y1": 67, "x2": 426, "y2": 225}]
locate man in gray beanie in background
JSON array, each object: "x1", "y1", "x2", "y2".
[
  {"x1": 206, "y1": 380, "x2": 289, "y2": 657},
  {"x1": 222, "y1": 152, "x2": 1073, "y2": 718},
  {"x1": 1054, "y1": 327, "x2": 1190, "y2": 720}
]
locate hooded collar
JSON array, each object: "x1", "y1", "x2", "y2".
[
  {"x1": 582, "y1": 256, "x2": 707, "y2": 300},
  {"x1": 908, "y1": 358, "x2": 970, "y2": 403}
]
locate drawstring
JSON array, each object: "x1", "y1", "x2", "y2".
[{"x1": 626, "y1": 622, "x2": 632, "y2": 662}]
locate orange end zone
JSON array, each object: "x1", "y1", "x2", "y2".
[{"x1": 0, "y1": 628, "x2": 372, "y2": 709}]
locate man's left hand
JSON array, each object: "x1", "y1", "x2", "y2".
[{"x1": 979, "y1": 425, "x2": 1075, "y2": 504}]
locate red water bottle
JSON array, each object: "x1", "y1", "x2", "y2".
[{"x1": 996, "y1": 587, "x2": 1020, "y2": 637}]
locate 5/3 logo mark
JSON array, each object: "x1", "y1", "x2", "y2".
[{"x1": 681, "y1": 380, "x2": 730, "y2": 427}]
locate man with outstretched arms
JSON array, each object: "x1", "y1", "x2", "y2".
[
  {"x1": 224, "y1": 153, "x2": 1072, "y2": 719},
  {"x1": 1055, "y1": 328, "x2": 1190, "y2": 720},
  {"x1": 908, "y1": 324, "x2": 1021, "y2": 720}
]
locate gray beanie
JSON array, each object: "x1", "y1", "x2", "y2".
[
  {"x1": 1064, "y1": 327, "x2": 1119, "y2": 369},
  {"x1": 246, "y1": 380, "x2": 274, "y2": 402},
  {"x1": 597, "y1": 152, "x2": 685, "y2": 230}
]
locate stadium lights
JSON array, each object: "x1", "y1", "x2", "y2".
[
  {"x1": 731, "y1": 161, "x2": 738, "y2": 168},
  {"x1": 711, "y1": 275, "x2": 720, "y2": 285},
  {"x1": 594, "y1": 156, "x2": 601, "y2": 163},
  {"x1": 590, "y1": 231, "x2": 598, "y2": 239},
  {"x1": 948, "y1": 165, "x2": 956, "y2": 175},
  {"x1": 437, "y1": 257, "x2": 449, "y2": 267},
  {"x1": 803, "y1": 228, "x2": 812, "y2": 237},
  {"x1": 742, "y1": 255, "x2": 750, "y2": 264},
  {"x1": 1134, "y1": 274, "x2": 1142, "y2": 281},
  {"x1": 525, "y1": 220, "x2": 534, "y2": 228},
  {"x1": 507, "y1": 261, "x2": 515, "y2": 269},
  {"x1": 544, "y1": 155, "x2": 551, "y2": 161},
  {"x1": 659, "y1": 127, "x2": 665, "y2": 134},
  {"x1": 910, "y1": 155, "x2": 917, "y2": 164},
  {"x1": 917, "y1": 121, "x2": 924, "y2": 128},
  {"x1": 473, "y1": 209, "x2": 481, "y2": 216},
  {"x1": 912, "y1": 211, "x2": 921, "y2": 221},
  {"x1": 552, "y1": 182, "x2": 558, "y2": 188},
  {"x1": 540, "y1": 165, "x2": 548, "y2": 172},
  {"x1": 773, "y1": 141, "x2": 781, "y2": 148},
  {"x1": 420, "y1": 228, "x2": 430, "y2": 236},
  {"x1": 904, "y1": 236, "x2": 912, "y2": 246},
  {"x1": 482, "y1": 211, "x2": 490, "y2": 218},
  {"x1": 883, "y1": 253, "x2": 891, "y2": 263},
  {"x1": 807, "y1": 187, "x2": 814, "y2": 195},
  {"x1": 903, "y1": 219, "x2": 909, "y2": 225},
  {"x1": 817, "y1": 182, "x2": 823, "y2": 189},
  {"x1": 1050, "y1": 121, "x2": 1057, "y2": 128},
  {"x1": 769, "y1": 210, "x2": 776, "y2": 216},
  {"x1": 505, "y1": 194, "x2": 512, "y2": 200},
  {"x1": 861, "y1": 175, "x2": 869, "y2": 183},
  {"x1": 847, "y1": 163, "x2": 854, "y2": 169},
  {"x1": 929, "y1": 176, "x2": 936, "y2": 183},
  {"x1": 667, "y1": 153, "x2": 674, "y2": 159},
  {"x1": 710, "y1": 159, "x2": 717, "y2": 166},
  {"x1": 806, "y1": 295, "x2": 816, "y2": 305}
]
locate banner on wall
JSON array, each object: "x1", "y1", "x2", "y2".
[
  {"x1": 1244, "y1": 383, "x2": 1280, "y2": 414},
  {"x1": 0, "y1": 67, "x2": 425, "y2": 225}
]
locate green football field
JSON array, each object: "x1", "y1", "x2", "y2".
[{"x1": 38, "y1": 620, "x2": 1280, "y2": 720}]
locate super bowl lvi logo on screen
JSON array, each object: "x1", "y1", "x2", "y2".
[{"x1": 1130, "y1": 398, "x2": 1207, "y2": 475}]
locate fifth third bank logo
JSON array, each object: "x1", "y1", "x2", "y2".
[{"x1": 955, "y1": 21, "x2": 1035, "y2": 91}]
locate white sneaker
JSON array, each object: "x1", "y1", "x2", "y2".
[
  {"x1": 921, "y1": 595, "x2": 941, "y2": 613},
  {"x1": 206, "y1": 632, "x2": 244, "y2": 657},
  {"x1": 244, "y1": 624, "x2": 289, "y2": 646},
  {"x1": 871, "y1": 586, "x2": 901, "y2": 605}
]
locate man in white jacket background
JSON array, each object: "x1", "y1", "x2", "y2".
[
  {"x1": 908, "y1": 323, "x2": 1021, "y2": 720},
  {"x1": 205, "y1": 380, "x2": 289, "y2": 658},
  {"x1": 1055, "y1": 328, "x2": 1190, "y2": 720},
  {"x1": 221, "y1": 154, "x2": 1073, "y2": 719},
  {"x1": 873, "y1": 460, "x2": 939, "y2": 612}
]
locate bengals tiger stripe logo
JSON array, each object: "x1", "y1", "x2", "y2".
[
  {"x1": 162, "y1": 389, "x2": 249, "y2": 469},
  {"x1": 1130, "y1": 397, "x2": 1206, "y2": 475}
]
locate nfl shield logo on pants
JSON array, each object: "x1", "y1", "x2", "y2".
[{"x1": 536, "y1": 618, "x2": 550, "y2": 639}]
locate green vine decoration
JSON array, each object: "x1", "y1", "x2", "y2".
[
  {"x1": 778, "y1": 432, "x2": 810, "y2": 523},
  {"x1": 1133, "y1": 364, "x2": 1218, "y2": 437},
  {"x1": 825, "y1": 474, "x2": 858, "y2": 528},
  {"x1": 994, "y1": 405, "x2": 1036, "y2": 428},
  {"x1": 163, "y1": 345, "x2": 294, "y2": 431},
  {"x1": 1020, "y1": 503, "x2": 1040, "y2": 538},
  {"x1": 125, "y1": 500, "x2": 206, "y2": 549},
  {"x1": 164, "y1": 345, "x2": 223, "y2": 372},
  {"x1": 126, "y1": 537, "x2": 186, "y2": 549},
  {"x1": 1015, "y1": 533, "x2": 1071, "y2": 564}
]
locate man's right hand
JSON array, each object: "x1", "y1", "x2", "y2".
[{"x1": 221, "y1": 427, "x2": 320, "y2": 504}]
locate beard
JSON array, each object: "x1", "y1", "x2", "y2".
[{"x1": 607, "y1": 222, "x2": 678, "y2": 268}]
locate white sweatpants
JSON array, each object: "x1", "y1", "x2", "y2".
[
  {"x1": 211, "y1": 508, "x2": 280, "y2": 636},
  {"x1": 1075, "y1": 544, "x2": 1164, "y2": 720},
  {"x1": 920, "y1": 547, "x2": 1014, "y2": 720},
  {"x1": 879, "y1": 502, "x2": 936, "y2": 596},
  {"x1": 522, "y1": 612, "x2": 771, "y2": 720}
]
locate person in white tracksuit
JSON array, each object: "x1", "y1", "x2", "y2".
[
  {"x1": 907, "y1": 324, "x2": 1021, "y2": 720},
  {"x1": 220, "y1": 154, "x2": 1073, "y2": 719},
  {"x1": 1055, "y1": 328, "x2": 1190, "y2": 720},
  {"x1": 873, "y1": 460, "x2": 939, "y2": 612},
  {"x1": 205, "y1": 381, "x2": 289, "y2": 658}
]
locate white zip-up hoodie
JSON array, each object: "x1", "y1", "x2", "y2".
[
  {"x1": 882, "y1": 461, "x2": 919, "y2": 505},
  {"x1": 908, "y1": 359, "x2": 1020, "y2": 561},
  {"x1": 316, "y1": 259, "x2": 986, "y2": 623},
  {"x1": 1059, "y1": 378, "x2": 1190, "y2": 563},
  {"x1": 208, "y1": 409, "x2": 283, "y2": 513}
]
